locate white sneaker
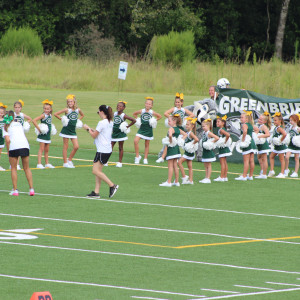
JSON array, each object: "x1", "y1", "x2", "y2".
[
  {"x1": 182, "y1": 180, "x2": 194, "y2": 185},
  {"x1": 223, "y1": 177, "x2": 228, "y2": 182},
  {"x1": 276, "y1": 173, "x2": 285, "y2": 178},
  {"x1": 181, "y1": 176, "x2": 189, "y2": 183},
  {"x1": 63, "y1": 163, "x2": 73, "y2": 168},
  {"x1": 159, "y1": 181, "x2": 172, "y2": 187},
  {"x1": 199, "y1": 178, "x2": 211, "y2": 184},
  {"x1": 247, "y1": 176, "x2": 253, "y2": 181},
  {"x1": 134, "y1": 155, "x2": 141, "y2": 164},
  {"x1": 290, "y1": 172, "x2": 298, "y2": 178},
  {"x1": 156, "y1": 157, "x2": 164, "y2": 163},
  {"x1": 255, "y1": 174, "x2": 267, "y2": 179},
  {"x1": 36, "y1": 164, "x2": 45, "y2": 169},
  {"x1": 143, "y1": 159, "x2": 148, "y2": 164},
  {"x1": 116, "y1": 162, "x2": 122, "y2": 168},
  {"x1": 213, "y1": 177, "x2": 224, "y2": 182},
  {"x1": 235, "y1": 175, "x2": 247, "y2": 181},
  {"x1": 172, "y1": 181, "x2": 180, "y2": 187},
  {"x1": 68, "y1": 160, "x2": 75, "y2": 168},
  {"x1": 17, "y1": 165, "x2": 21, "y2": 170},
  {"x1": 284, "y1": 169, "x2": 290, "y2": 176},
  {"x1": 268, "y1": 170, "x2": 275, "y2": 177},
  {"x1": 0, "y1": 166, "x2": 5, "y2": 171},
  {"x1": 45, "y1": 164, "x2": 55, "y2": 168},
  {"x1": 260, "y1": 170, "x2": 263, "y2": 175},
  {"x1": 104, "y1": 163, "x2": 108, "y2": 166}
]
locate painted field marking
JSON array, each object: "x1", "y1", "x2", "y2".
[
  {"x1": 0, "y1": 274, "x2": 205, "y2": 298},
  {"x1": 266, "y1": 281, "x2": 300, "y2": 287},
  {"x1": 1, "y1": 190, "x2": 299, "y2": 221},
  {"x1": 1, "y1": 240, "x2": 300, "y2": 275},
  {"x1": 131, "y1": 297, "x2": 168, "y2": 299},
  {"x1": 201, "y1": 289, "x2": 239, "y2": 294},
  {"x1": 234, "y1": 285, "x2": 274, "y2": 291}
]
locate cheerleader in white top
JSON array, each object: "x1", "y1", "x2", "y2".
[{"x1": 0, "y1": 103, "x2": 7, "y2": 171}]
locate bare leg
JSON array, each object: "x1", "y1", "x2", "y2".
[
  {"x1": 173, "y1": 159, "x2": 179, "y2": 183},
  {"x1": 9, "y1": 156, "x2": 18, "y2": 190},
  {"x1": 204, "y1": 162, "x2": 211, "y2": 179},
  {"x1": 278, "y1": 153, "x2": 285, "y2": 174},
  {"x1": 62, "y1": 138, "x2": 69, "y2": 163},
  {"x1": 69, "y1": 138, "x2": 79, "y2": 161},
  {"x1": 134, "y1": 136, "x2": 141, "y2": 157},
  {"x1": 92, "y1": 161, "x2": 114, "y2": 188},
  {"x1": 161, "y1": 146, "x2": 167, "y2": 159},
  {"x1": 144, "y1": 140, "x2": 150, "y2": 159},
  {"x1": 261, "y1": 153, "x2": 268, "y2": 175},
  {"x1": 178, "y1": 157, "x2": 187, "y2": 178},
  {"x1": 269, "y1": 152, "x2": 276, "y2": 171},
  {"x1": 44, "y1": 144, "x2": 50, "y2": 165},
  {"x1": 220, "y1": 157, "x2": 226, "y2": 178},
  {"x1": 187, "y1": 160, "x2": 193, "y2": 181},
  {"x1": 242, "y1": 154, "x2": 250, "y2": 177},
  {"x1": 21, "y1": 156, "x2": 33, "y2": 189},
  {"x1": 294, "y1": 154, "x2": 299, "y2": 173},
  {"x1": 249, "y1": 153, "x2": 255, "y2": 177},
  {"x1": 167, "y1": 159, "x2": 174, "y2": 183},
  {"x1": 285, "y1": 151, "x2": 291, "y2": 172},
  {"x1": 257, "y1": 154, "x2": 263, "y2": 172},
  {"x1": 118, "y1": 141, "x2": 124, "y2": 163},
  {"x1": 38, "y1": 143, "x2": 45, "y2": 165}
]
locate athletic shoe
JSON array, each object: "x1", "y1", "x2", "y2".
[
  {"x1": 260, "y1": 170, "x2": 263, "y2": 175},
  {"x1": 247, "y1": 176, "x2": 253, "y2": 181},
  {"x1": 213, "y1": 177, "x2": 224, "y2": 182},
  {"x1": 268, "y1": 170, "x2": 275, "y2": 177},
  {"x1": 159, "y1": 181, "x2": 172, "y2": 187},
  {"x1": 182, "y1": 180, "x2": 194, "y2": 185},
  {"x1": 156, "y1": 157, "x2": 164, "y2": 163},
  {"x1": 172, "y1": 181, "x2": 180, "y2": 187},
  {"x1": 181, "y1": 176, "x2": 189, "y2": 184},
  {"x1": 104, "y1": 163, "x2": 108, "y2": 166},
  {"x1": 199, "y1": 178, "x2": 211, "y2": 184},
  {"x1": 134, "y1": 155, "x2": 141, "y2": 164},
  {"x1": 116, "y1": 162, "x2": 122, "y2": 168},
  {"x1": 235, "y1": 176, "x2": 247, "y2": 181},
  {"x1": 63, "y1": 163, "x2": 70, "y2": 168},
  {"x1": 68, "y1": 160, "x2": 75, "y2": 168},
  {"x1": 255, "y1": 174, "x2": 267, "y2": 179},
  {"x1": 0, "y1": 166, "x2": 5, "y2": 171},
  {"x1": 143, "y1": 159, "x2": 148, "y2": 164},
  {"x1": 276, "y1": 173, "x2": 285, "y2": 178},
  {"x1": 86, "y1": 191, "x2": 100, "y2": 198},
  {"x1": 223, "y1": 178, "x2": 228, "y2": 182},
  {"x1": 17, "y1": 165, "x2": 21, "y2": 170},
  {"x1": 284, "y1": 169, "x2": 290, "y2": 177},
  {"x1": 29, "y1": 189, "x2": 35, "y2": 196},
  {"x1": 290, "y1": 172, "x2": 298, "y2": 178},
  {"x1": 36, "y1": 164, "x2": 45, "y2": 169},
  {"x1": 109, "y1": 184, "x2": 119, "y2": 198},
  {"x1": 45, "y1": 164, "x2": 55, "y2": 168},
  {"x1": 9, "y1": 189, "x2": 19, "y2": 196}
]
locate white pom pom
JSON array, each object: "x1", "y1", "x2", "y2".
[
  {"x1": 120, "y1": 121, "x2": 130, "y2": 134},
  {"x1": 23, "y1": 121, "x2": 30, "y2": 133},
  {"x1": 76, "y1": 119, "x2": 83, "y2": 129},
  {"x1": 292, "y1": 135, "x2": 300, "y2": 147},
  {"x1": 283, "y1": 133, "x2": 290, "y2": 145},
  {"x1": 61, "y1": 115, "x2": 69, "y2": 127},
  {"x1": 239, "y1": 134, "x2": 251, "y2": 148},
  {"x1": 225, "y1": 137, "x2": 232, "y2": 147},
  {"x1": 177, "y1": 135, "x2": 185, "y2": 148},
  {"x1": 215, "y1": 137, "x2": 226, "y2": 148},
  {"x1": 165, "y1": 118, "x2": 171, "y2": 128},
  {"x1": 252, "y1": 132, "x2": 259, "y2": 144},
  {"x1": 162, "y1": 137, "x2": 170, "y2": 146},
  {"x1": 149, "y1": 117, "x2": 157, "y2": 128},
  {"x1": 51, "y1": 124, "x2": 57, "y2": 135},
  {"x1": 182, "y1": 118, "x2": 187, "y2": 130},
  {"x1": 203, "y1": 138, "x2": 216, "y2": 150},
  {"x1": 35, "y1": 123, "x2": 49, "y2": 135},
  {"x1": 135, "y1": 117, "x2": 141, "y2": 129},
  {"x1": 169, "y1": 136, "x2": 178, "y2": 147},
  {"x1": 272, "y1": 134, "x2": 290, "y2": 146},
  {"x1": 184, "y1": 141, "x2": 198, "y2": 153}
]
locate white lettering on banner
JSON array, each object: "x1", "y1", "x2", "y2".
[
  {"x1": 257, "y1": 101, "x2": 269, "y2": 112},
  {"x1": 279, "y1": 103, "x2": 290, "y2": 115},
  {"x1": 249, "y1": 99, "x2": 257, "y2": 110},
  {"x1": 0, "y1": 228, "x2": 43, "y2": 240},
  {"x1": 269, "y1": 103, "x2": 279, "y2": 113},
  {"x1": 231, "y1": 97, "x2": 240, "y2": 112},
  {"x1": 219, "y1": 96, "x2": 230, "y2": 114},
  {"x1": 294, "y1": 103, "x2": 300, "y2": 114},
  {"x1": 240, "y1": 98, "x2": 248, "y2": 110}
]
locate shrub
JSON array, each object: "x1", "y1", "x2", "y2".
[
  {"x1": 147, "y1": 30, "x2": 196, "y2": 67},
  {"x1": 0, "y1": 27, "x2": 43, "y2": 56}
]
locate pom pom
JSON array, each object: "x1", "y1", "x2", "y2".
[
  {"x1": 35, "y1": 123, "x2": 49, "y2": 135},
  {"x1": 184, "y1": 141, "x2": 198, "y2": 153},
  {"x1": 203, "y1": 138, "x2": 216, "y2": 150},
  {"x1": 177, "y1": 135, "x2": 185, "y2": 148},
  {"x1": 120, "y1": 121, "x2": 130, "y2": 134},
  {"x1": 169, "y1": 136, "x2": 178, "y2": 147},
  {"x1": 51, "y1": 124, "x2": 57, "y2": 135},
  {"x1": 253, "y1": 132, "x2": 266, "y2": 145},
  {"x1": 292, "y1": 135, "x2": 300, "y2": 147},
  {"x1": 162, "y1": 136, "x2": 177, "y2": 147},
  {"x1": 283, "y1": 133, "x2": 290, "y2": 145},
  {"x1": 61, "y1": 115, "x2": 69, "y2": 127},
  {"x1": 165, "y1": 118, "x2": 171, "y2": 128},
  {"x1": 162, "y1": 137, "x2": 170, "y2": 146},
  {"x1": 182, "y1": 118, "x2": 187, "y2": 130},
  {"x1": 135, "y1": 117, "x2": 141, "y2": 129},
  {"x1": 23, "y1": 121, "x2": 30, "y2": 133},
  {"x1": 76, "y1": 119, "x2": 83, "y2": 129},
  {"x1": 225, "y1": 137, "x2": 232, "y2": 147},
  {"x1": 239, "y1": 134, "x2": 251, "y2": 148},
  {"x1": 215, "y1": 137, "x2": 226, "y2": 148},
  {"x1": 272, "y1": 134, "x2": 290, "y2": 146},
  {"x1": 149, "y1": 117, "x2": 157, "y2": 128}
]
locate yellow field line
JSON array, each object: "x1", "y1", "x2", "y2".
[{"x1": 175, "y1": 236, "x2": 300, "y2": 249}]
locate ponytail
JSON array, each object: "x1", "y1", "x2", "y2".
[
  {"x1": 99, "y1": 105, "x2": 113, "y2": 122},
  {"x1": 4, "y1": 110, "x2": 14, "y2": 131}
]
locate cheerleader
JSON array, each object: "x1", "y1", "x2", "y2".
[
  {"x1": 178, "y1": 118, "x2": 199, "y2": 185},
  {"x1": 32, "y1": 100, "x2": 56, "y2": 169},
  {"x1": 284, "y1": 114, "x2": 300, "y2": 178},
  {"x1": 268, "y1": 112, "x2": 287, "y2": 178},
  {"x1": 156, "y1": 93, "x2": 194, "y2": 163},
  {"x1": 214, "y1": 115, "x2": 232, "y2": 182},
  {"x1": 133, "y1": 97, "x2": 161, "y2": 164},
  {"x1": 111, "y1": 101, "x2": 136, "y2": 168},
  {"x1": 254, "y1": 112, "x2": 271, "y2": 179},
  {"x1": 235, "y1": 111, "x2": 257, "y2": 181},
  {"x1": 54, "y1": 94, "x2": 84, "y2": 168},
  {"x1": 0, "y1": 103, "x2": 7, "y2": 171},
  {"x1": 199, "y1": 119, "x2": 219, "y2": 184},
  {"x1": 159, "y1": 114, "x2": 183, "y2": 187}
]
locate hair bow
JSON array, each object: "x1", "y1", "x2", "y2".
[
  {"x1": 42, "y1": 99, "x2": 53, "y2": 105},
  {"x1": 263, "y1": 111, "x2": 270, "y2": 116},
  {"x1": 3, "y1": 114, "x2": 13, "y2": 124},
  {"x1": 66, "y1": 94, "x2": 75, "y2": 100},
  {"x1": 175, "y1": 92, "x2": 184, "y2": 100},
  {"x1": 272, "y1": 112, "x2": 281, "y2": 117},
  {"x1": 297, "y1": 114, "x2": 300, "y2": 120},
  {"x1": 205, "y1": 118, "x2": 212, "y2": 122},
  {"x1": 190, "y1": 118, "x2": 197, "y2": 124},
  {"x1": 145, "y1": 97, "x2": 154, "y2": 101},
  {"x1": 221, "y1": 115, "x2": 227, "y2": 121},
  {"x1": 18, "y1": 99, "x2": 24, "y2": 106},
  {"x1": 0, "y1": 102, "x2": 7, "y2": 108},
  {"x1": 173, "y1": 114, "x2": 180, "y2": 117},
  {"x1": 243, "y1": 110, "x2": 252, "y2": 116},
  {"x1": 118, "y1": 101, "x2": 127, "y2": 105}
]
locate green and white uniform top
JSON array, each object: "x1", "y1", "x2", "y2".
[
  {"x1": 217, "y1": 127, "x2": 232, "y2": 158},
  {"x1": 111, "y1": 112, "x2": 128, "y2": 142},
  {"x1": 183, "y1": 131, "x2": 196, "y2": 160},
  {"x1": 0, "y1": 119, "x2": 5, "y2": 148},
  {"x1": 14, "y1": 112, "x2": 24, "y2": 125},
  {"x1": 288, "y1": 126, "x2": 300, "y2": 153},
  {"x1": 173, "y1": 107, "x2": 185, "y2": 131},
  {"x1": 37, "y1": 113, "x2": 52, "y2": 144},
  {"x1": 166, "y1": 126, "x2": 181, "y2": 161},
  {"x1": 59, "y1": 108, "x2": 78, "y2": 139},
  {"x1": 240, "y1": 122, "x2": 257, "y2": 155},
  {"x1": 272, "y1": 125, "x2": 287, "y2": 153},
  {"x1": 136, "y1": 109, "x2": 154, "y2": 140},
  {"x1": 202, "y1": 131, "x2": 216, "y2": 162},
  {"x1": 257, "y1": 125, "x2": 270, "y2": 154}
]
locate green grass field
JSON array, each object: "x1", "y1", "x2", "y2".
[{"x1": 0, "y1": 89, "x2": 300, "y2": 299}]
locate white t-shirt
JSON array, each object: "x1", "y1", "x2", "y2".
[
  {"x1": 3, "y1": 121, "x2": 30, "y2": 151},
  {"x1": 94, "y1": 119, "x2": 113, "y2": 153}
]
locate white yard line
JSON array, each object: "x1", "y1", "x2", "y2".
[
  {"x1": 266, "y1": 281, "x2": 300, "y2": 287},
  {"x1": 234, "y1": 285, "x2": 274, "y2": 291},
  {"x1": 1, "y1": 190, "x2": 299, "y2": 221},
  {"x1": 201, "y1": 289, "x2": 239, "y2": 294},
  {"x1": 1, "y1": 241, "x2": 299, "y2": 275}
]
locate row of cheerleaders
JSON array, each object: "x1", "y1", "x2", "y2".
[{"x1": 0, "y1": 94, "x2": 300, "y2": 185}]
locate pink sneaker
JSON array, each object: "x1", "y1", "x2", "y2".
[
  {"x1": 9, "y1": 190, "x2": 19, "y2": 196},
  {"x1": 29, "y1": 189, "x2": 35, "y2": 196}
]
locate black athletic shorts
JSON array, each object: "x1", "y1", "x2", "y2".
[
  {"x1": 93, "y1": 152, "x2": 111, "y2": 165},
  {"x1": 9, "y1": 148, "x2": 30, "y2": 157}
]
